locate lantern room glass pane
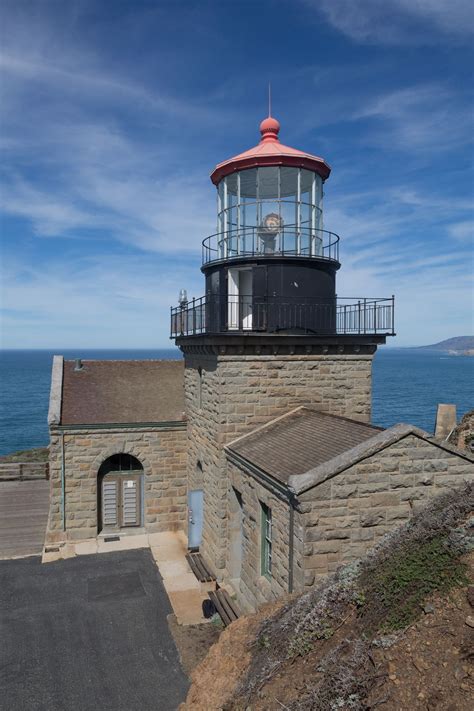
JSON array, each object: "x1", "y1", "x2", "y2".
[
  {"x1": 280, "y1": 200, "x2": 296, "y2": 229},
  {"x1": 257, "y1": 166, "x2": 279, "y2": 200},
  {"x1": 215, "y1": 165, "x2": 324, "y2": 259},
  {"x1": 300, "y1": 169, "x2": 313, "y2": 196},
  {"x1": 218, "y1": 181, "x2": 224, "y2": 233},
  {"x1": 239, "y1": 168, "x2": 257, "y2": 233},
  {"x1": 226, "y1": 173, "x2": 238, "y2": 201},
  {"x1": 239, "y1": 168, "x2": 257, "y2": 199},
  {"x1": 280, "y1": 167, "x2": 298, "y2": 199}
]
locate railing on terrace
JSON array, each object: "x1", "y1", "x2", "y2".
[
  {"x1": 170, "y1": 295, "x2": 395, "y2": 338},
  {"x1": 0, "y1": 462, "x2": 49, "y2": 482},
  {"x1": 202, "y1": 226, "x2": 340, "y2": 266}
]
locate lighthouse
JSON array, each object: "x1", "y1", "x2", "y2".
[{"x1": 171, "y1": 113, "x2": 395, "y2": 577}]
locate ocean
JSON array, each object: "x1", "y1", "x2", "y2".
[{"x1": 0, "y1": 348, "x2": 472, "y2": 456}]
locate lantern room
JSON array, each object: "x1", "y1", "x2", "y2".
[
  {"x1": 171, "y1": 113, "x2": 395, "y2": 341},
  {"x1": 203, "y1": 116, "x2": 335, "y2": 264},
  {"x1": 215, "y1": 164, "x2": 324, "y2": 258}
]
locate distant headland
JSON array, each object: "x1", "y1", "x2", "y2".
[{"x1": 415, "y1": 336, "x2": 474, "y2": 356}]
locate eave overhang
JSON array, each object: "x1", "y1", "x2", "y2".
[{"x1": 211, "y1": 153, "x2": 331, "y2": 186}]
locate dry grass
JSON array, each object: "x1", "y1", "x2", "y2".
[{"x1": 0, "y1": 447, "x2": 49, "y2": 463}]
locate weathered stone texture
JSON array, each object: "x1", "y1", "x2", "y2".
[
  {"x1": 46, "y1": 425, "x2": 187, "y2": 543},
  {"x1": 300, "y1": 434, "x2": 474, "y2": 585},
  {"x1": 183, "y1": 352, "x2": 373, "y2": 579},
  {"x1": 227, "y1": 460, "x2": 292, "y2": 611}
]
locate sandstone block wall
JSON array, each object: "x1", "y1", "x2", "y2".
[
  {"x1": 299, "y1": 434, "x2": 474, "y2": 587},
  {"x1": 46, "y1": 425, "x2": 187, "y2": 544},
  {"x1": 184, "y1": 351, "x2": 373, "y2": 580},
  {"x1": 227, "y1": 460, "x2": 305, "y2": 611}
]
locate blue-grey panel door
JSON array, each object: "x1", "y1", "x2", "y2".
[{"x1": 188, "y1": 489, "x2": 203, "y2": 549}]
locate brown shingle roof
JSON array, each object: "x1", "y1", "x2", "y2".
[
  {"x1": 60, "y1": 360, "x2": 185, "y2": 425},
  {"x1": 226, "y1": 407, "x2": 383, "y2": 484}
]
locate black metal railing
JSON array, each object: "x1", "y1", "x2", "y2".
[
  {"x1": 170, "y1": 295, "x2": 395, "y2": 337},
  {"x1": 202, "y1": 226, "x2": 340, "y2": 266}
]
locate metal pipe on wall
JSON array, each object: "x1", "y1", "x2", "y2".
[
  {"x1": 61, "y1": 433, "x2": 66, "y2": 531},
  {"x1": 288, "y1": 497, "x2": 295, "y2": 594}
]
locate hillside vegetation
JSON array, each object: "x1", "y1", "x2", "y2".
[
  {"x1": 183, "y1": 483, "x2": 474, "y2": 710},
  {"x1": 0, "y1": 447, "x2": 49, "y2": 463}
]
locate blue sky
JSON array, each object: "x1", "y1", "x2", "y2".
[{"x1": 1, "y1": 0, "x2": 473, "y2": 348}]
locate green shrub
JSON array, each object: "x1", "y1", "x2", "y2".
[{"x1": 358, "y1": 534, "x2": 468, "y2": 632}]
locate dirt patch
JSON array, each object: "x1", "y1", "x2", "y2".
[
  {"x1": 367, "y1": 582, "x2": 474, "y2": 710},
  {"x1": 179, "y1": 601, "x2": 284, "y2": 711},
  {"x1": 167, "y1": 614, "x2": 222, "y2": 677},
  {"x1": 183, "y1": 486, "x2": 474, "y2": 711},
  {"x1": 232, "y1": 572, "x2": 474, "y2": 711}
]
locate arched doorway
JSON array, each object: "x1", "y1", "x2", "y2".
[{"x1": 98, "y1": 453, "x2": 144, "y2": 532}]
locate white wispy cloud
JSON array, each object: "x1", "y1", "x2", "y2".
[
  {"x1": 352, "y1": 84, "x2": 473, "y2": 152},
  {"x1": 306, "y1": 0, "x2": 474, "y2": 44},
  {"x1": 0, "y1": 51, "x2": 218, "y2": 122},
  {"x1": 448, "y1": 220, "x2": 474, "y2": 242},
  {"x1": 1, "y1": 254, "x2": 203, "y2": 348},
  {"x1": 0, "y1": 45, "x2": 217, "y2": 254},
  {"x1": 325, "y1": 182, "x2": 473, "y2": 344}
]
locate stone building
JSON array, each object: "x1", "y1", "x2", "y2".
[
  {"x1": 45, "y1": 357, "x2": 186, "y2": 544},
  {"x1": 46, "y1": 113, "x2": 474, "y2": 613},
  {"x1": 224, "y1": 407, "x2": 474, "y2": 611}
]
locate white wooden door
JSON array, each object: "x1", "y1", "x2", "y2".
[
  {"x1": 122, "y1": 478, "x2": 139, "y2": 527},
  {"x1": 102, "y1": 479, "x2": 119, "y2": 527},
  {"x1": 239, "y1": 270, "x2": 253, "y2": 330},
  {"x1": 228, "y1": 268, "x2": 239, "y2": 330}
]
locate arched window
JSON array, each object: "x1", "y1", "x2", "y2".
[
  {"x1": 98, "y1": 453, "x2": 144, "y2": 531},
  {"x1": 98, "y1": 453, "x2": 143, "y2": 476}
]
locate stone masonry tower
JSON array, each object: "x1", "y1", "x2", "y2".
[{"x1": 171, "y1": 113, "x2": 395, "y2": 576}]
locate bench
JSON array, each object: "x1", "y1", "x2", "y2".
[
  {"x1": 208, "y1": 588, "x2": 240, "y2": 626},
  {"x1": 185, "y1": 552, "x2": 216, "y2": 583}
]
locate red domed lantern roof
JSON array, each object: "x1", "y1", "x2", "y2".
[{"x1": 210, "y1": 115, "x2": 331, "y2": 185}]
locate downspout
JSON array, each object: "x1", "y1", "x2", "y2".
[
  {"x1": 288, "y1": 493, "x2": 295, "y2": 594},
  {"x1": 61, "y1": 434, "x2": 66, "y2": 531}
]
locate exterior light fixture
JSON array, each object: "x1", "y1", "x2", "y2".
[
  {"x1": 259, "y1": 212, "x2": 283, "y2": 254},
  {"x1": 178, "y1": 289, "x2": 188, "y2": 307},
  {"x1": 262, "y1": 212, "x2": 283, "y2": 234}
]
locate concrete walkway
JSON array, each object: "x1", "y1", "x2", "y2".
[
  {"x1": 149, "y1": 531, "x2": 212, "y2": 625},
  {"x1": 43, "y1": 530, "x2": 211, "y2": 625}
]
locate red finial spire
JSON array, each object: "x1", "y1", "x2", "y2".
[
  {"x1": 259, "y1": 115, "x2": 280, "y2": 142},
  {"x1": 260, "y1": 85, "x2": 280, "y2": 141}
]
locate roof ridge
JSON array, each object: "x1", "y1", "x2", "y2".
[
  {"x1": 226, "y1": 406, "x2": 382, "y2": 454},
  {"x1": 226, "y1": 406, "x2": 309, "y2": 450},
  {"x1": 288, "y1": 423, "x2": 474, "y2": 495},
  {"x1": 303, "y1": 407, "x2": 384, "y2": 431}
]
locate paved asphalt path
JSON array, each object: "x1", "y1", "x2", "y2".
[{"x1": 0, "y1": 549, "x2": 189, "y2": 711}]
